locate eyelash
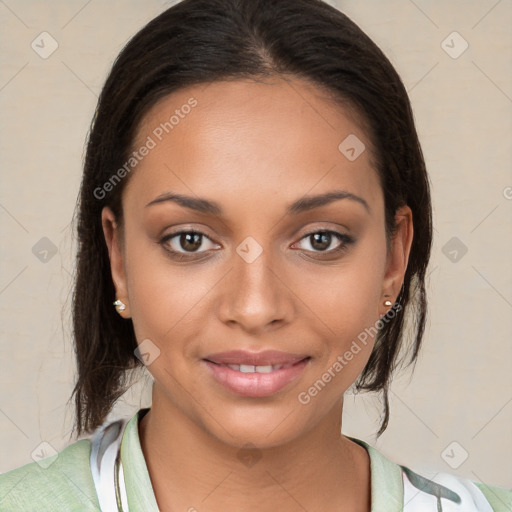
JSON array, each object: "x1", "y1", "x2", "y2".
[{"x1": 159, "y1": 228, "x2": 355, "y2": 261}]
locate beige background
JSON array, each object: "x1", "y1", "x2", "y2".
[{"x1": 0, "y1": 0, "x2": 511, "y2": 491}]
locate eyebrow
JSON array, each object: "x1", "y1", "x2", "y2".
[{"x1": 145, "y1": 189, "x2": 370, "y2": 215}]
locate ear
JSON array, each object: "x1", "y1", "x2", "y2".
[
  {"x1": 101, "y1": 206, "x2": 131, "y2": 318},
  {"x1": 380, "y1": 205, "x2": 414, "y2": 313}
]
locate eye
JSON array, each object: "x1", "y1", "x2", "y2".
[
  {"x1": 160, "y1": 230, "x2": 219, "y2": 258},
  {"x1": 159, "y1": 227, "x2": 354, "y2": 261},
  {"x1": 293, "y1": 229, "x2": 354, "y2": 256}
]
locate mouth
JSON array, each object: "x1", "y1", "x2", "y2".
[
  {"x1": 207, "y1": 361, "x2": 306, "y2": 373},
  {"x1": 202, "y1": 352, "x2": 311, "y2": 397}
]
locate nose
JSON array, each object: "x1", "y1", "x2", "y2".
[{"x1": 216, "y1": 242, "x2": 294, "y2": 334}]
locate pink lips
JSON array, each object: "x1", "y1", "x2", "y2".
[
  {"x1": 202, "y1": 350, "x2": 311, "y2": 397},
  {"x1": 204, "y1": 350, "x2": 309, "y2": 366}
]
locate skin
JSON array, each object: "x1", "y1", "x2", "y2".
[{"x1": 102, "y1": 76, "x2": 413, "y2": 512}]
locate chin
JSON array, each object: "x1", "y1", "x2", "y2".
[{"x1": 200, "y1": 402, "x2": 313, "y2": 450}]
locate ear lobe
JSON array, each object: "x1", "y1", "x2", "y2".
[
  {"x1": 381, "y1": 205, "x2": 414, "y2": 304},
  {"x1": 101, "y1": 206, "x2": 130, "y2": 317}
]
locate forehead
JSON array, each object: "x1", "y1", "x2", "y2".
[{"x1": 126, "y1": 77, "x2": 382, "y2": 216}]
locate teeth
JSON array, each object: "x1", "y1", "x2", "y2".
[
  {"x1": 254, "y1": 365, "x2": 273, "y2": 373},
  {"x1": 225, "y1": 363, "x2": 292, "y2": 373}
]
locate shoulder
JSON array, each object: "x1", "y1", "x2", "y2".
[
  {"x1": 0, "y1": 439, "x2": 100, "y2": 512},
  {"x1": 473, "y1": 482, "x2": 512, "y2": 512},
  {"x1": 401, "y1": 464, "x2": 511, "y2": 512},
  {"x1": 351, "y1": 437, "x2": 511, "y2": 512}
]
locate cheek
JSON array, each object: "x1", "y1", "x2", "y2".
[
  {"x1": 303, "y1": 231, "x2": 387, "y2": 379},
  {"x1": 123, "y1": 233, "x2": 209, "y2": 350},
  {"x1": 306, "y1": 234, "x2": 387, "y2": 336}
]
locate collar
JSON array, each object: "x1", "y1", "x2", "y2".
[
  {"x1": 348, "y1": 437, "x2": 404, "y2": 511},
  {"x1": 120, "y1": 408, "x2": 160, "y2": 511},
  {"x1": 117, "y1": 409, "x2": 404, "y2": 511}
]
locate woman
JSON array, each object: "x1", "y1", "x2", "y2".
[{"x1": 0, "y1": 0, "x2": 509, "y2": 510}]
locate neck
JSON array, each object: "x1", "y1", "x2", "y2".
[{"x1": 139, "y1": 388, "x2": 371, "y2": 512}]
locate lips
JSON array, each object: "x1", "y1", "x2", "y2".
[
  {"x1": 202, "y1": 350, "x2": 311, "y2": 397},
  {"x1": 204, "y1": 350, "x2": 310, "y2": 367}
]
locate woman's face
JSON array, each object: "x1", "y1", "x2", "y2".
[{"x1": 102, "y1": 77, "x2": 412, "y2": 448}]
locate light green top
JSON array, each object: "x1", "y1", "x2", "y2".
[{"x1": 0, "y1": 409, "x2": 510, "y2": 511}]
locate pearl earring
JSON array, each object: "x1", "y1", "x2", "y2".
[
  {"x1": 384, "y1": 299, "x2": 392, "y2": 307},
  {"x1": 113, "y1": 299, "x2": 126, "y2": 312}
]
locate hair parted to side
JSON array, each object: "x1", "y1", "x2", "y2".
[{"x1": 71, "y1": 0, "x2": 432, "y2": 437}]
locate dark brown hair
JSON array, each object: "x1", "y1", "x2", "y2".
[{"x1": 71, "y1": 0, "x2": 432, "y2": 436}]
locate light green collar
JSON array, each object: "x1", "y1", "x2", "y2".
[
  {"x1": 348, "y1": 437, "x2": 404, "y2": 511},
  {"x1": 120, "y1": 409, "x2": 404, "y2": 511},
  {"x1": 120, "y1": 409, "x2": 160, "y2": 511}
]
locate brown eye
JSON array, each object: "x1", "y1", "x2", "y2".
[
  {"x1": 160, "y1": 230, "x2": 219, "y2": 256},
  {"x1": 294, "y1": 230, "x2": 355, "y2": 256},
  {"x1": 309, "y1": 232, "x2": 333, "y2": 251},
  {"x1": 177, "y1": 232, "x2": 202, "y2": 252}
]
